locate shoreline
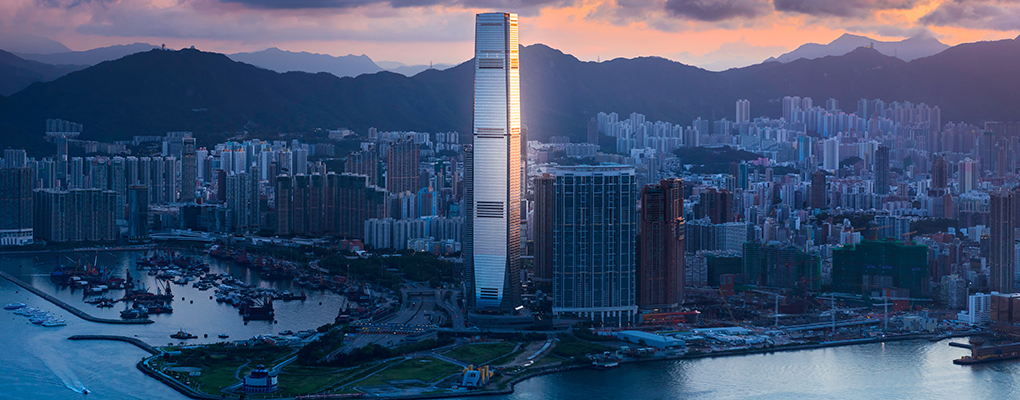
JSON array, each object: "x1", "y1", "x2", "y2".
[
  {"x1": 0, "y1": 244, "x2": 155, "y2": 255},
  {"x1": 0, "y1": 271, "x2": 153, "y2": 325},
  {"x1": 121, "y1": 331, "x2": 972, "y2": 400}
]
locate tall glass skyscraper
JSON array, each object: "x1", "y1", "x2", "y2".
[{"x1": 466, "y1": 12, "x2": 521, "y2": 311}]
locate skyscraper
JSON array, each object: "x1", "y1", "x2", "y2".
[
  {"x1": 638, "y1": 178, "x2": 686, "y2": 311},
  {"x1": 874, "y1": 146, "x2": 890, "y2": 195},
  {"x1": 989, "y1": 189, "x2": 1015, "y2": 293},
  {"x1": 550, "y1": 165, "x2": 638, "y2": 325},
  {"x1": 466, "y1": 12, "x2": 522, "y2": 311}
]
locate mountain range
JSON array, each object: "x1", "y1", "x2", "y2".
[
  {"x1": 2, "y1": 37, "x2": 1020, "y2": 156},
  {"x1": 0, "y1": 49, "x2": 85, "y2": 97},
  {"x1": 768, "y1": 33, "x2": 951, "y2": 63}
]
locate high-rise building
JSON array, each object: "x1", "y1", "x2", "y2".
[
  {"x1": 386, "y1": 137, "x2": 420, "y2": 195},
  {"x1": 990, "y1": 189, "x2": 1015, "y2": 293},
  {"x1": 959, "y1": 158, "x2": 979, "y2": 193},
  {"x1": 811, "y1": 170, "x2": 826, "y2": 209},
  {"x1": 823, "y1": 137, "x2": 840, "y2": 171},
  {"x1": 832, "y1": 241, "x2": 928, "y2": 298},
  {"x1": 533, "y1": 173, "x2": 554, "y2": 282},
  {"x1": 931, "y1": 154, "x2": 949, "y2": 190},
  {"x1": 465, "y1": 12, "x2": 522, "y2": 311},
  {"x1": 0, "y1": 166, "x2": 34, "y2": 245},
  {"x1": 550, "y1": 165, "x2": 638, "y2": 325},
  {"x1": 33, "y1": 188, "x2": 117, "y2": 242},
  {"x1": 275, "y1": 175, "x2": 292, "y2": 236},
  {"x1": 826, "y1": 98, "x2": 839, "y2": 112},
  {"x1": 345, "y1": 148, "x2": 382, "y2": 187},
  {"x1": 638, "y1": 178, "x2": 686, "y2": 311},
  {"x1": 128, "y1": 185, "x2": 149, "y2": 240},
  {"x1": 181, "y1": 137, "x2": 197, "y2": 203},
  {"x1": 874, "y1": 146, "x2": 890, "y2": 195},
  {"x1": 735, "y1": 99, "x2": 750, "y2": 123}
]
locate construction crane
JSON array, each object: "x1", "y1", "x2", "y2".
[{"x1": 750, "y1": 289, "x2": 785, "y2": 326}]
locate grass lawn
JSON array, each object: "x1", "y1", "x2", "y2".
[
  {"x1": 355, "y1": 358, "x2": 462, "y2": 387},
  {"x1": 489, "y1": 346, "x2": 527, "y2": 366},
  {"x1": 159, "y1": 344, "x2": 296, "y2": 395},
  {"x1": 443, "y1": 342, "x2": 517, "y2": 365},
  {"x1": 275, "y1": 365, "x2": 364, "y2": 396},
  {"x1": 551, "y1": 335, "x2": 615, "y2": 359}
]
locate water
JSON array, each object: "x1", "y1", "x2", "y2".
[{"x1": 4, "y1": 251, "x2": 1020, "y2": 399}]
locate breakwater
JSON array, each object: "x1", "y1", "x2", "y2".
[
  {"x1": 0, "y1": 271, "x2": 153, "y2": 324},
  {"x1": 68, "y1": 335, "x2": 158, "y2": 354}
]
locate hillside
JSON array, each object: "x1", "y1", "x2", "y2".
[
  {"x1": 3, "y1": 38, "x2": 1020, "y2": 155},
  {"x1": 0, "y1": 50, "x2": 85, "y2": 96}
]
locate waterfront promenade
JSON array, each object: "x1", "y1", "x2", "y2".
[{"x1": 0, "y1": 271, "x2": 153, "y2": 324}]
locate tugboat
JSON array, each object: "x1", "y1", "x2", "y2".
[{"x1": 171, "y1": 329, "x2": 198, "y2": 340}]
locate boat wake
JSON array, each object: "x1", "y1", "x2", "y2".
[{"x1": 36, "y1": 340, "x2": 86, "y2": 394}]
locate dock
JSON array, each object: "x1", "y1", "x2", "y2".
[{"x1": 0, "y1": 271, "x2": 153, "y2": 325}]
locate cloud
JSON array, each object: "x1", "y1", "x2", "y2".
[
  {"x1": 675, "y1": 36, "x2": 788, "y2": 70},
  {"x1": 844, "y1": 24, "x2": 942, "y2": 38},
  {"x1": 919, "y1": 0, "x2": 1020, "y2": 31},
  {"x1": 36, "y1": 0, "x2": 115, "y2": 9},
  {"x1": 774, "y1": 0, "x2": 922, "y2": 18},
  {"x1": 663, "y1": 0, "x2": 769, "y2": 22},
  {"x1": 69, "y1": 0, "x2": 476, "y2": 43},
  {"x1": 218, "y1": 0, "x2": 577, "y2": 12}
]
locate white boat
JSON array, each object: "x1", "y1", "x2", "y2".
[
  {"x1": 4, "y1": 303, "x2": 26, "y2": 310},
  {"x1": 42, "y1": 319, "x2": 66, "y2": 327}
]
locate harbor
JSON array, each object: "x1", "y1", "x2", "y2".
[{"x1": 0, "y1": 249, "x2": 352, "y2": 345}]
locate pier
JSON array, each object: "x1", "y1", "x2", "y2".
[{"x1": 0, "y1": 271, "x2": 153, "y2": 325}]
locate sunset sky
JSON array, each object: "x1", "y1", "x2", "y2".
[{"x1": 2, "y1": 0, "x2": 1018, "y2": 70}]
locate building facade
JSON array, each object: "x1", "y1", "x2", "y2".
[
  {"x1": 466, "y1": 12, "x2": 522, "y2": 311},
  {"x1": 638, "y1": 178, "x2": 686, "y2": 311},
  {"x1": 550, "y1": 165, "x2": 638, "y2": 325}
]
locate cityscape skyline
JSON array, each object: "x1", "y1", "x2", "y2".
[{"x1": 5, "y1": 9, "x2": 1020, "y2": 399}]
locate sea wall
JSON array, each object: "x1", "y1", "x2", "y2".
[{"x1": 0, "y1": 271, "x2": 153, "y2": 324}]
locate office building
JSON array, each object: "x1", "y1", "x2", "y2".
[
  {"x1": 638, "y1": 178, "x2": 686, "y2": 311},
  {"x1": 550, "y1": 165, "x2": 638, "y2": 325},
  {"x1": 466, "y1": 12, "x2": 522, "y2": 311}
]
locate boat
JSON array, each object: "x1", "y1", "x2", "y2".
[
  {"x1": 171, "y1": 329, "x2": 198, "y2": 340},
  {"x1": 4, "y1": 303, "x2": 26, "y2": 310},
  {"x1": 218, "y1": 334, "x2": 229, "y2": 339},
  {"x1": 42, "y1": 319, "x2": 67, "y2": 327}
]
